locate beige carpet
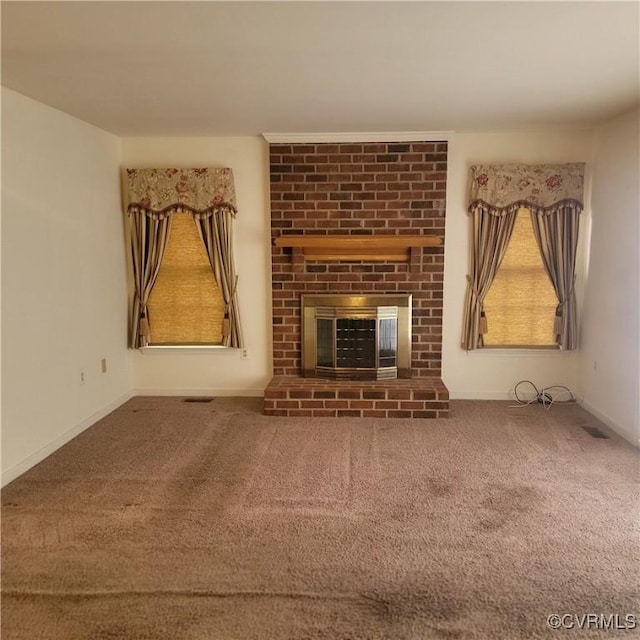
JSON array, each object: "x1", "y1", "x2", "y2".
[{"x1": 2, "y1": 397, "x2": 638, "y2": 639}]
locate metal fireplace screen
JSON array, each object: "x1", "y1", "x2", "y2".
[{"x1": 302, "y1": 295, "x2": 412, "y2": 380}]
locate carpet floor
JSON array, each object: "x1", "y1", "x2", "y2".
[{"x1": 2, "y1": 397, "x2": 638, "y2": 639}]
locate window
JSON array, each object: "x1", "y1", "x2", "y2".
[
  {"x1": 482, "y1": 207, "x2": 557, "y2": 347},
  {"x1": 146, "y1": 214, "x2": 225, "y2": 345}
]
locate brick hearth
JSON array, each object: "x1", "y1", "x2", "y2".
[
  {"x1": 264, "y1": 377, "x2": 449, "y2": 418},
  {"x1": 266, "y1": 140, "x2": 449, "y2": 418}
]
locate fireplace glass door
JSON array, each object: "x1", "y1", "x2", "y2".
[
  {"x1": 302, "y1": 294, "x2": 412, "y2": 380},
  {"x1": 314, "y1": 306, "x2": 398, "y2": 380}
]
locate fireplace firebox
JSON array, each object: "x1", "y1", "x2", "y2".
[{"x1": 302, "y1": 294, "x2": 412, "y2": 380}]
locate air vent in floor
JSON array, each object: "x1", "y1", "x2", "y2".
[
  {"x1": 183, "y1": 397, "x2": 214, "y2": 403},
  {"x1": 581, "y1": 425, "x2": 609, "y2": 439}
]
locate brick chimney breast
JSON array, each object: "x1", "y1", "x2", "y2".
[{"x1": 266, "y1": 141, "x2": 449, "y2": 418}]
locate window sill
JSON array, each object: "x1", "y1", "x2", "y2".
[
  {"x1": 139, "y1": 346, "x2": 239, "y2": 356},
  {"x1": 467, "y1": 347, "x2": 568, "y2": 358}
]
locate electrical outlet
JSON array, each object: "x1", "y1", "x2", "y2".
[
  {"x1": 241, "y1": 349, "x2": 248, "y2": 360},
  {"x1": 101, "y1": 358, "x2": 107, "y2": 373},
  {"x1": 80, "y1": 371, "x2": 85, "y2": 384}
]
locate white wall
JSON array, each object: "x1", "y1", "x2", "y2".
[
  {"x1": 579, "y1": 109, "x2": 640, "y2": 444},
  {"x1": 121, "y1": 137, "x2": 272, "y2": 396},
  {"x1": 442, "y1": 129, "x2": 594, "y2": 399},
  {"x1": 125, "y1": 131, "x2": 597, "y2": 401},
  {"x1": 1, "y1": 88, "x2": 133, "y2": 484}
]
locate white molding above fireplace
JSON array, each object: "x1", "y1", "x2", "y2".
[{"x1": 262, "y1": 131, "x2": 453, "y2": 143}]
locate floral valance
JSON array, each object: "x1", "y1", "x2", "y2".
[
  {"x1": 122, "y1": 167, "x2": 237, "y2": 217},
  {"x1": 469, "y1": 163, "x2": 585, "y2": 216}
]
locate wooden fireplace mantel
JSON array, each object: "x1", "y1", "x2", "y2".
[{"x1": 273, "y1": 234, "x2": 442, "y2": 262}]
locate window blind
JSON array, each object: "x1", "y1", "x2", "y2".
[
  {"x1": 483, "y1": 208, "x2": 557, "y2": 347},
  {"x1": 147, "y1": 213, "x2": 225, "y2": 345}
]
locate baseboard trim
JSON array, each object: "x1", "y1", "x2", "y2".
[
  {"x1": 579, "y1": 400, "x2": 638, "y2": 447},
  {"x1": 1, "y1": 391, "x2": 134, "y2": 487},
  {"x1": 133, "y1": 387, "x2": 265, "y2": 398}
]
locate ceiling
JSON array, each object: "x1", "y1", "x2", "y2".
[{"x1": 2, "y1": 1, "x2": 639, "y2": 136}]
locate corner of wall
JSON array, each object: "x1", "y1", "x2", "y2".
[
  {"x1": 2, "y1": 88, "x2": 134, "y2": 483},
  {"x1": 577, "y1": 109, "x2": 640, "y2": 445}
]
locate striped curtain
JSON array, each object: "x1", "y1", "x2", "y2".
[
  {"x1": 193, "y1": 208, "x2": 244, "y2": 348},
  {"x1": 461, "y1": 206, "x2": 518, "y2": 349},
  {"x1": 530, "y1": 206, "x2": 581, "y2": 349},
  {"x1": 128, "y1": 209, "x2": 173, "y2": 348}
]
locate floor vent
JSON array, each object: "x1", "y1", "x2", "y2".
[
  {"x1": 581, "y1": 425, "x2": 609, "y2": 439},
  {"x1": 183, "y1": 397, "x2": 214, "y2": 403}
]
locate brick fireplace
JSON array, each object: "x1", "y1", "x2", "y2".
[{"x1": 264, "y1": 141, "x2": 449, "y2": 418}]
